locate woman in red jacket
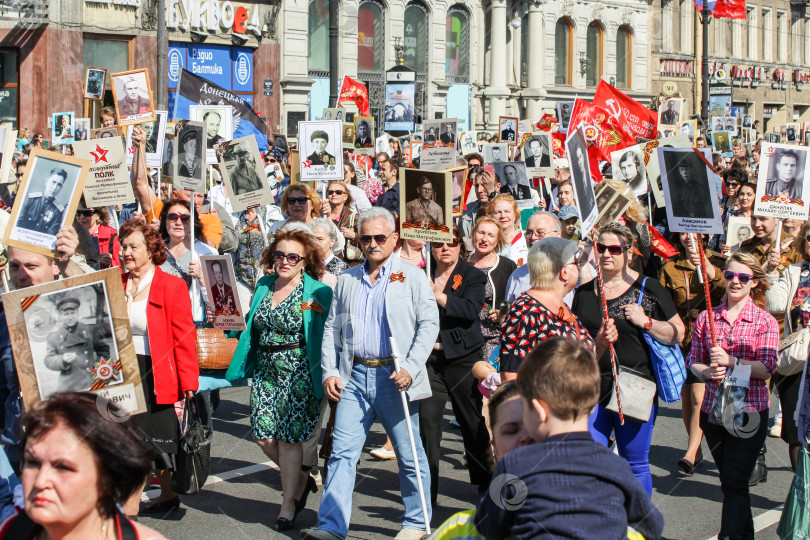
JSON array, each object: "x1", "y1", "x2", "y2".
[
  {"x1": 76, "y1": 204, "x2": 121, "y2": 269},
  {"x1": 118, "y1": 220, "x2": 199, "y2": 517}
]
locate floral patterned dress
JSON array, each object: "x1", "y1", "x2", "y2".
[{"x1": 250, "y1": 281, "x2": 320, "y2": 443}]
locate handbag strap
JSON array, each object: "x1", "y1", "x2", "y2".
[{"x1": 637, "y1": 277, "x2": 648, "y2": 307}]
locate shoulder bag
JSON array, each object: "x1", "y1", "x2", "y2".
[
  {"x1": 607, "y1": 365, "x2": 657, "y2": 423},
  {"x1": 344, "y1": 212, "x2": 364, "y2": 262},
  {"x1": 778, "y1": 327, "x2": 809, "y2": 376},
  {"x1": 171, "y1": 396, "x2": 212, "y2": 495},
  {"x1": 638, "y1": 277, "x2": 687, "y2": 403}
]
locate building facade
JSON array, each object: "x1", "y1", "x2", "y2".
[
  {"x1": 652, "y1": 0, "x2": 810, "y2": 132},
  {"x1": 283, "y1": 0, "x2": 653, "y2": 137}
]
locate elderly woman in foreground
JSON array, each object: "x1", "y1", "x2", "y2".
[{"x1": 0, "y1": 392, "x2": 167, "y2": 539}]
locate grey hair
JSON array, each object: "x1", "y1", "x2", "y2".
[
  {"x1": 280, "y1": 220, "x2": 316, "y2": 237},
  {"x1": 310, "y1": 217, "x2": 338, "y2": 243},
  {"x1": 529, "y1": 211, "x2": 561, "y2": 233},
  {"x1": 356, "y1": 207, "x2": 395, "y2": 235},
  {"x1": 527, "y1": 238, "x2": 577, "y2": 290}
]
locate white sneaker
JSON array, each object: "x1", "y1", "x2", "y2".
[
  {"x1": 393, "y1": 528, "x2": 427, "y2": 540},
  {"x1": 370, "y1": 447, "x2": 397, "y2": 460},
  {"x1": 310, "y1": 468, "x2": 323, "y2": 487}
]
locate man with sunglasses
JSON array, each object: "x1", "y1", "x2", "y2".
[{"x1": 303, "y1": 208, "x2": 438, "y2": 540}]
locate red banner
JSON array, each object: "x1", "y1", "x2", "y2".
[
  {"x1": 535, "y1": 113, "x2": 558, "y2": 131},
  {"x1": 693, "y1": 0, "x2": 746, "y2": 19},
  {"x1": 338, "y1": 76, "x2": 371, "y2": 117},
  {"x1": 593, "y1": 80, "x2": 658, "y2": 141},
  {"x1": 551, "y1": 133, "x2": 566, "y2": 158},
  {"x1": 646, "y1": 221, "x2": 680, "y2": 259},
  {"x1": 567, "y1": 99, "x2": 635, "y2": 162}
]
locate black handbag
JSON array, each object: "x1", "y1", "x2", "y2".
[{"x1": 171, "y1": 396, "x2": 212, "y2": 495}]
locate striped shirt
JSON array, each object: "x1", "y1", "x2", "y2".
[
  {"x1": 352, "y1": 255, "x2": 393, "y2": 359},
  {"x1": 687, "y1": 297, "x2": 779, "y2": 413}
]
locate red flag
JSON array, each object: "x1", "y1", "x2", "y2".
[
  {"x1": 645, "y1": 221, "x2": 680, "y2": 259},
  {"x1": 693, "y1": 0, "x2": 746, "y2": 19},
  {"x1": 588, "y1": 146, "x2": 604, "y2": 183},
  {"x1": 338, "y1": 76, "x2": 371, "y2": 117},
  {"x1": 551, "y1": 133, "x2": 566, "y2": 158},
  {"x1": 535, "y1": 114, "x2": 558, "y2": 132},
  {"x1": 593, "y1": 80, "x2": 658, "y2": 141},
  {"x1": 567, "y1": 99, "x2": 635, "y2": 162}
]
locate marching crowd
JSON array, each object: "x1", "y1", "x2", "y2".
[{"x1": 0, "y1": 99, "x2": 805, "y2": 540}]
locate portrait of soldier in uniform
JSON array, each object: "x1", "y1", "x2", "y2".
[
  {"x1": 43, "y1": 295, "x2": 112, "y2": 393},
  {"x1": 307, "y1": 130, "x2": 336, "y2": 166},
  {"x1": 406, "y1": 175, "x2": 445, "y2": 227},
  {"x1": 178, "y1": 127, "x2": 202, "y2": 179},
  {"x1": 663, "y1": 152, "x2": 714, "y2": 219},
  {"x1": 84, "y1": 68, "x2": 106, "y2": 100},
  {"x1": 765, "y1": 149, "x2": 805, "y2": 200},
  {"x1": 223, "y1": 142, "x2": 263, "y2": 196},
  {"x1": 17, "y1": 168, "x2": 68, "y2": 236},
  {"x1": 208, "y1": 260, "x2": 240, "y2": 317}
]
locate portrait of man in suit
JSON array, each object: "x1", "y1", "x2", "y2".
[
  {"x1": 524, "y1": 135, "x2": 550, "y2": 168},
  {"x1": 354, "y1": 119, "x2": 373, "y2": 148},
  {"x1": 497, "y1": 163, "x2": 531, "y2": 201},
  {"x1": 500, "y1": 119, "x2": 516, "y2": 142},
  {"x1": 208, "y1": 260, "x2": 240, "y2": 316}
]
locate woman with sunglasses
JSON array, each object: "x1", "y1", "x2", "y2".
[
  {"x1": 76, "y1": 204, "x2": 121, "y2": 270},
  {"x1": 468, "y1": 216, "x2": 516, "y2": 362},
  {"x1": 687, "y1": 252, "x2": 777, "y2": 539},
  {"x1": 572, "y1": 222, "x2": 684, "y2": 496},
  {"x1": 419, "y1": 225, "x2": 493, "y2": 506},
  {"x1": 659, "y1": 232, "x2": 726, "y2": 475},
  {"x1": 117, "y1": 220, "x2": 199, "y2": 516},
  {"x1": 270, "y1": 185, "x2": 329, "y2": 238},
  {"x1": 764, "y1": 223, "x2": 810, "y2": 472},
  {"x1": 341, "y1": 163, "x2": 373, "y2": 213},
  {"x1": 225, "y1": 229, "x2": 332, "y2": 531},
  {"x1": 486, "y1": 194, "x2": 527, "y2": 267},
  {"x1": 321, "y1": 180, "x2": 363, "y2": 265},
  {"x1": 158, "y1": 198, "x2": 217, "y2": 322},
  {"x1": 502, "y1": 237, "x2": 615, "y2": 382}
]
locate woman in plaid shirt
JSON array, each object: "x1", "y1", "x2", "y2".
[{"x1": 687, "y1": 251, "x2": 778, "y2": 540}]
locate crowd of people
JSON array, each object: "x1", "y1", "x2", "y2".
[{"x1": 0, "y1": 99, "x2": 805, "y2": 540}]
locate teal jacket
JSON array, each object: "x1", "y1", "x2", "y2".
[{"x1": 225, "y1": 273, "x2": 333, "y2": 399}]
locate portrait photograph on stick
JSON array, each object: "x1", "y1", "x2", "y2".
[
  {"x1": 172, "y1": 119, "x2": 206, "y2": 192},
  {"x1": 556, "y1": 101, "x2": 574, "y2": 133},
  {"x1": 711, "y1": 130, "x2": 733, "y2": 156},
  {"x1": 422, "y1": 118, "x2": 457, "y2": 149},
  {"x1": 564, "y1": 127, "x2": 598, "y2": 236},
  {"x1": 91, "y1": 127, "x2": 119, "y2": 140},
  {"x1": 110, "y1": 68, "x2": 155, "y2": 126},
  {"x1": 522, "y1": 132, "x2": 553, "y2": 177},
  {"x1": 297, "y1": 120, "x2": 344, "y2": 182},
  {"x1": 200, "y1": 255, "x2": 246, "y2": 331},
  {"x1": 498, "y1": 116, "x2": 518, "y2": 145},
  {"x1": 658, "y1": 97, "x2": 683, "y2": 127},
  {"x1": 125, "y1": 110, "x2": 167, "y2": 168},
  {"x1": 4, "y1": 148, "x2": 89, "y2": 256},
  {"x1": 83, "y1": 67, "x2": 107, "y2": 100},
  {"x1": 353, "y1": 116, "x2": 375, "y2": 154},
  {"x1": 726, "y1": 215, "x2": 754, "y2": 252},
  {"x1": 610, "y1": 145, "x2": 649, "y2": 196},
  {"x1": 595, "y1": 192, "x2": 632, "y2": 230},
  {"x1": 641, "y1": 134, "x2": 692, "y2": 207},
  {"x1": 458, "y1": 131, "x2": 478, "y2": 156},
  {"x1": 342, "y1": 123, "x2": 355, "y2": 150},
  {"x1": 2, "y1": 269, "x2": 146, "y2": 415},
  {"x1": 51, "y1": 111, "x2": 75, "y2": 146},
  {"x1": 190, "y1": 104, "x2": 234, "y2": 164},
  {"x1": 658, "y1": 146, "x2": 723, "y2": 234},
  {"x1": 218, "y1": 135, "x2": 273, "y2": 212},
  {"x1": 399, "y1": 167, "x2": 453, "y2": 243},
  {"x1": 677, "y1": 120, "x2": 697, "y2": 147},
  {"x1": 494, "y1": 161, "x2": 532, "y2": 204},
  {"x1": 754, "y1": 142, "x2": 810, "y2": 220},
  {"x1": 73, "y1": 118, "x2": 90, "y2": 142}
]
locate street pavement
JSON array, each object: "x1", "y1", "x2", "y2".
[{"x1": 140, "y1": 386, "x2": 793, "y2": 539}]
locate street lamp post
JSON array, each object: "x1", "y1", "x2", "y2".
[
  {"x1": 329, "y1": 0, "x2": 339, "y2": 106},
  {"x1": 700, "y1": 4, "x2": 710, "y2": 123}
]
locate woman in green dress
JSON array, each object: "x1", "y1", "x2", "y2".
[{"x1": 225, "y1": 228, "x2": 333, "y2": 531}]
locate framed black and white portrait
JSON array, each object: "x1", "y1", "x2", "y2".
[
  {"x1": 399, "y1": 167, "x2": 453, "y2": 243},
  {"x1": 219, "y1": 135, "x2": 273, "y2": 212},
  {"x1": 200, "y1": 255, "x2": 246, "y2": 331},
  {"x1": 458, "y1": 131, "x2": 478, "y2": 156},
  {"x1": 354, "y1": 116, "x2": 375, "y2": 155},
  {"x1": 73, "y1": 118, "x2": 90, "y2": 142},
  {"x1": 755, "y1": 142, "x2": 810, "y2": 220},
  {"x1": 564, "y1": 127, "x2": 599, "y2": 235},
  {"x1": 659, "y1": 146, "x2": 723, "y2": 234},
  {"x1": 422, "y1": 119, "x2": 457, "y2": 149},
  {"x1": 298, "y1": 120, "x2": 344, "y2": 182},
  {"x1": 483, "y1": 143, "x2": 508, "y2": 164},
  {"x1": 610, "y1": 145, "x2": 648, "y2": 196},
  {"x1": 125, "y1": 110, "x2": 168, "y2": 168},
  {"x1": 110, "y1": 68, "x2": 155, "y2": 126},
  {"x1": 51, "y1": 111, "x2": 75, "y2": 146},
  {"x1": 172, "y1": 120, "x2": 206, "y2": 192},
  {"x1": 522, "y1": 132, "x2": 553, "y2": 178},
  {"x1": 677, "y1": 120, "x2": 697, "y2": 147},
  {"x1": 3, "y1": 148, "x2": 89, "y2": 256},
  {"x1": 189, "y1": 105, "x2": 234, "y2": 164},
  {"x1": 498, "y1": 116, "x2": 518, "y2": 146},
  {"x1": 557, "y1": 101, "x2": 575, "y2": 133},
  {"x1": 494, "y1": 162, "x2": 532, "y2": 204},
  {"x1": 83, "y1": 68, "x2": 107, "y2": 101},
  {"x1": 658, "y1": 98, "x2": 683, "y2": 127}
]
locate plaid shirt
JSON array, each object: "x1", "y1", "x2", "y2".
[{"x1": 687, "y1": 297, "x2": 778, "y2": 413}]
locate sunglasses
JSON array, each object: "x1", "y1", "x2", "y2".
[
  {"x1": 723, "y1": 270, "x2": 753, "y2": 284},
  {"x1": 76, "y1": 209, "x2": 94, "y2": 218},
  {"x1": 726, "y1": 182, "x2": 740, "y2": 188},
  {"x1": 167, "y1": 213, "x2": 191, "y2": 223},
  {"x1": 15, "y1": 172, "x2": 23, "y2": 179},
  {"x1": 327, "y1": 189, "x2": 346, "y2": 196},
  {"x1": 273, "y1": 251, "x2": 304, "y2": 266},
  {"x1": 359, "y1": 232, "x2": 394, "y2": 245},
  {"x1": 596, "y1": 243, "x2": 628, "y2": 256},
  {"x1": 267, "y1": 158, "x2": 278, "y2": 164},
  {"x1": 288, "y1": 196, "x2": 310, "y2": 206},
  {"x1": 432, "y1": 239, "x2": 460, "y2": 249}
]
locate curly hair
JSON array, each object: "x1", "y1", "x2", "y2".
[
  {"x1": 261, "y1": 228, "x2": 325, "y2": 281},
  {"x1": 92, "y1": 206, "x2": 111, "y2": 226},
  {"x1": 486, "y1": 194, "x2": 519, "y2": 229},
  {"x1": 20, "y1": 392, "x2": 155, "y2": 519},
  {"x1": 158, "y1": 198, "x2": 204, "y2": 242},
  {"x1": 471, "y1": 215, "x2": 506, "y2": 253},
  {"x1": 119, "y1": 219, "x2": 168, "y2": 265},
  {"x1": 280, "y1": 184, "x2": 322, "y2": 219}
]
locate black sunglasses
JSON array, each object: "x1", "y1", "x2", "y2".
[
  {"x1": 76, "y1": 209, "x2": 94, "y2": 217},
  {"x1": 273, "y1": 251, "x2": 303, "y2": 265},
  {"x1": 288, "y1": 196, "x2": 310, "y2": 205},
  {"x1": 723, "y1": 270, "x2": 753, "y2": 284},
  {"x1": 167, "y1": 213, "x2": 191, "y2": 223},
  {"x1": 327, "y1": 189, "x2": 345, "y2": 196},
  {"x1": 432, "y1": 239, "x2": 460, "y2": 248},
  {"x1": 359, "y1": 232, "x2": 394, "y2": 245},
  {"x1": 725, "y1": 181, "x2": 740, "y2": 188},
  {"x1": 596, "y1": 243, "x2": 629, "y2": 256}
]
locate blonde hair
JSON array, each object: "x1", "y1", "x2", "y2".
[
  {"x1": 486, "y1": 194, "x2": 520, "y2": 230},
  {"x1": 326, "y1": 180, "x2": 354, "y2": 209},
  {"x1": 595, "y1": 179, "x2": 648, "y2": 222},
  {"x1": 471, "y1": 216, "x2": 506, "y2": 252},
  {"x1": 726, "y1": 251, "x2": 770, "y2": 309},
  {"x1": 281, "y1": 184, "x2": 322, "y2": 219}
]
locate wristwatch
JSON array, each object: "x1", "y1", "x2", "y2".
[{"x1": 643, "y1": 317, "x2": 653, "y2": 330}]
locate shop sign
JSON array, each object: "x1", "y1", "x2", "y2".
[
  {"x1": 167, "y1": 0, "x2": 262, "y2": 38},
  {"x1": 167, "y1": 41, "x2": 253, "y2": 93},
  {"x1": 85, "y1": 0, "x2": 141, "y2": 5}
]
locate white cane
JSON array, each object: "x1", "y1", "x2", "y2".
[{"x1": 388, "y1": 336, "x2": 431, "y2": 536}]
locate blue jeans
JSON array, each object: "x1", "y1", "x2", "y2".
[
  {"x1": 317, "y1": 363, "x2": 431, "y2": 538},
  {"x1": 589, "y1": 401, "x2": 659, "y2": 496}
]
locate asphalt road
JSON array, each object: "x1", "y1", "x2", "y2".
[{"x1": 139, "y1": 387, "x2": 793, "y2": 539}]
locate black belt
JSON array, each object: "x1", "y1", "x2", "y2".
[{"x1": 265, "y1": 340, "x2": 306, "y2": 353}]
